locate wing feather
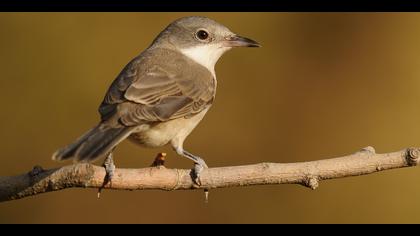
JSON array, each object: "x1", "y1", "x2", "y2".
[{"x1": 98, "y1": 48, "x2": 216, "y2": 126}]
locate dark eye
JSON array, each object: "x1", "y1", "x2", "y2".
[{"x1": 196, "y1": 30, "x2": 209, "y2": 40}]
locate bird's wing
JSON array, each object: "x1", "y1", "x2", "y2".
[{"x1": 99, "y1": 48, "x2": 216, "y2": 126}]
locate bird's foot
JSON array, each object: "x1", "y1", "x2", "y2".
[
  {"x1": 98, "y1": 152, "x2": 115, "y2": 198},
  {"x1": 192, "y1": 158, "x2": 208, "y2": 186},
  {"x1": 103, "y1": 152, "x2": 116, "y2": 184},
  {"x1": 193, "y1": 160, "x2": 210, "y2": 203},
  {"x1": 177, "y1": 148, "x2": 210, "y2": 201}
]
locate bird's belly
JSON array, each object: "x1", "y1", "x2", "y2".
[
  {"x1": 128, "y1": 121, "x2": 181, "y2": 148},
  {"x1": 128, "y1": 108, "x2": 209, "y2": 148}
]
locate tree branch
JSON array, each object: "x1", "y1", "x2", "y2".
[{"x1": 1, "y1": 146, "x2": 419, "y2": 202}]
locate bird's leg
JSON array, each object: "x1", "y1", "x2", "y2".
[
  {"x1": 180, "y1": 149, "x2": 208, "y2": 186},
  {"x1": 97, "y1": 152, "x2": 115, "y2": 198}
]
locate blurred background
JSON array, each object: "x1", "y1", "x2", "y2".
[{"x1": 1, "y1": 13, "x2": 420, "y2": 223}]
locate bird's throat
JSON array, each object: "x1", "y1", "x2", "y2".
[{"x1": 180, "y1": 45, "x2": 230, "y2": 78}]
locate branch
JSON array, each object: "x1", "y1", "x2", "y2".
[{"x1": 1, "y1": 146, "x2": 419, "y2": 202}]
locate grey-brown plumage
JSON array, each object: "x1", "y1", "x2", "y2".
[{"x1": 52, "y1": 16, "x2": 260, "y2": 184}]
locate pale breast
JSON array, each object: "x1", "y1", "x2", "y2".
[{"x1": 128, "y1": 107, "x2": 209, "y2": 148}]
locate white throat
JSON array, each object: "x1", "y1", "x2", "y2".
[{"x1": 180, "y1": 44, "x2": 230, "y2": 78}]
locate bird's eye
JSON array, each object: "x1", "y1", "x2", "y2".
[{"x1": 196, "y1": 30, "x2": 209, "y2": 40}]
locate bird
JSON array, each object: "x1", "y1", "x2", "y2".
[{"x1": 52, "y1": 16, "x2": 260, "y2": 185}]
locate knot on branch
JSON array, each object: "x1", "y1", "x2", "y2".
[
  {"x1": 360, "y1": 146, "x2": 376, "y2": 155},
  {"x1": 303, "y1": 176, "x2": 319, "y2": 190},
  {"x1": 406, "y1": 148, "x2": 419, "y2": 166},
  {"x1": 28, "y1": 165, "x2": 44, "y2": 177},
  {"x1": 151, "y1": 153, "x2": 167, "y2": 168}
]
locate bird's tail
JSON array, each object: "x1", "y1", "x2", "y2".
[{"x1": 52, "y1": 123, "x2": 134, "y2": 162}]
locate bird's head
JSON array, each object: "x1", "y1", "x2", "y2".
[{"x1": 152, "y1": 16, "x2": 260, "y2": 71}]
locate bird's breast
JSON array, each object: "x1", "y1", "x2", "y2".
[{"x1": 128, "y1": 107, "x2": 210, "y2": 148}]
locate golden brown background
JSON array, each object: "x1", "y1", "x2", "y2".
[{"x1": 1, "y1": 13, "x2": 420, "y2": 223}]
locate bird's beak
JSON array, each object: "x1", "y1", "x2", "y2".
[{"x1": 224, "y1": 35, "x2": 261, "y2": 48}]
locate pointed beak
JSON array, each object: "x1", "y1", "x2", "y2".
[{"x1": 224, "y1": 35, "x2": 261, "y2": 48}]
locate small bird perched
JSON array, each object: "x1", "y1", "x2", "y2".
[{"x1": 52, "y1": 16, "x2": 260, "y2": 184}]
